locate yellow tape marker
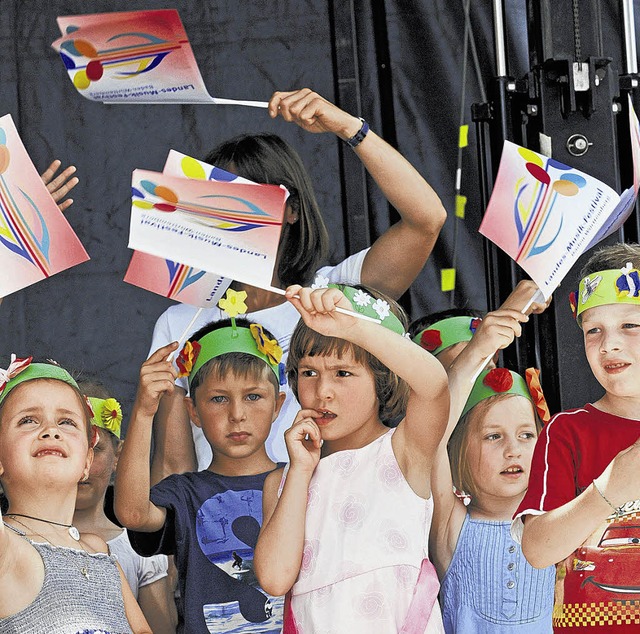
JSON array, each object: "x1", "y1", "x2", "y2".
[
  {"x1": 455, "y1": 194, "x2": 467, "y2": 219},
  {"x1": 458, "y1": 125, "x2": 469, "y2": 148},
  {"x1": 441, "y1": 268, "x2": 456, "y2": 292}
]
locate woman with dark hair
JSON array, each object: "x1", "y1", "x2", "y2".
[{"x1": 149, "y1": 88, "x2": 447, "y2": 479}]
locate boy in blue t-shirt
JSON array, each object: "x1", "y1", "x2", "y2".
[{"x1": 115, "y1": 300, "x2": 286, "y2": 634}]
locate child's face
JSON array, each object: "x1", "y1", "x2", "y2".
[
  {"x1": 582, "y1": 303, "x2": 640, "y2": 399},
  {"x1": 0, "y1": 380, "x2": 92, "y2": 489},
  {"x1": 186, "y1": 369, "x2": 285, "y2": 462},
  {"x1": 76, "y1": 427, "x2": 118, "y2": 511},
  {"x1": 464, "y1": 396, "x2": 538, "y2": 503},
  {"x1": 296, "y1": 349, "x2": 380, "y2": 442}
]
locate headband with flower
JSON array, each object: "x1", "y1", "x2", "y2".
[
  {"x1": 412, "y1": 316, "x2": 481, "y2": 356},
  {"x1": 570, "y1": 262, "x2": 640, "y2": 323},
  {"x1": 87, "y1": 396, "x2": 123, "y2": 439},
  {"x1": 460, "y1": 367, "x2": 550, "y2": 424},
  {"x1": 176, "y1": 288, "x2": 286, "y2": 386},
  {"x1": 0, "y1": 356, "x2": 79, "y2": 405}
]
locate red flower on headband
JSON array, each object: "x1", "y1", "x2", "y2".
[
  {"x1": 0, "y1": 354, "x2": 33, "y2": 395},
  {"x1": 176, "y1": 340, "x2": 201, "y2": 378},
  {"x1": 568, "y1": 291, "x2": 578, "y2": 319},
  {"x1": 483, "y1": 368, "x2": 513, "y2": 393},
  {"x1": 525, "y1": 368, "x2": 551, "y2": 424},
  {"x1": 420, "y1": 329, "x2": 442, "y2": 352}
]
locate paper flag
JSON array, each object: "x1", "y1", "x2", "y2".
[
  {"x1": 124, "y1": 151, "x2": 260, "y2": 305},
  {"x1": 0, "y1": 114, "x2": 89, "y2": 298},
  {"x1": 128, "y1": 169, "x2": 286, "y2": 290},
  {"x1": 51, "y1": 9, "x2": 267, "y2": 107},
  {"x1": 480, "y1": 139, "x2": 638, "y2": 299}
]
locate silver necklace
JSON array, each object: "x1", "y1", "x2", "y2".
[{"x1": 6, "y1": 516, "x2": 92, "y2": 580}]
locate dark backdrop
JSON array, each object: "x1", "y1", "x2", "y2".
[{"x1": 0, "y1": 1, "x2": 636, "y2": 421}]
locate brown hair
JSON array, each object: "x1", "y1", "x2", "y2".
[
  {"x1": 205, "y1": 134, "x2": 329, "y2": 286},
  {"x1": 77, "y1": 379, "x2": 121, "y2": 450},
  {"x1": 447, "y1": 393, "x2": 542, "y2": 500},
  {"x1": 580, "y1": 243, "x2": 640, "y2": 278},
  {"x1": 286, "y1": 287, "x2": 409, "y2": 423}
]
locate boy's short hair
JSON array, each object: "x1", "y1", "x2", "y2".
[
  {"x1": 448, "y1": 393, "x2": 542, "y2": 500},
  {"x1": 408, "y1": 307, "x2": 484, "y2": 340},
  {"x1": 77, "y1": 379, "x2": 122, "y2": 449},
  {"x1": 188, "y1": 318, "x2": 280, "y2": 403},
  {"x1": 580, "y1": 243, "x2": 640, "y2": 278},
  {"x1": 286, "y1": 286, "x2": 409, "y2": 423}
]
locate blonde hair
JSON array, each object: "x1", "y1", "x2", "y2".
[{"x1": 448, "y1": 393, "x2": 542, "y2": 500}]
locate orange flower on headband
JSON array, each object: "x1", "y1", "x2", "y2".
[
  {"x1": 483, "y1": 368, "x2": 513, "y2": 393},
  {"x1": 420, "y1": 330, "x2": 442, "y2": 352},
  {"x1": 0, "y1": 354, "x2": 32, "y2": 395},
  {"x1": 525, "y1": 368, "x2": 551, "y2": 424},
  {"x1": 250, "y1": 324, "x2": 283, "y2": 365},
  {"x1": 176, "y1": 340, "x2": 201, "y2": 378}
]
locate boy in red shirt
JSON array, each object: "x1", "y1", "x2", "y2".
[{"x1": 513, "y1": 243, "x2": 640, "y2": 631}]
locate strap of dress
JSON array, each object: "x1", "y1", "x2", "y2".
[{"x1": 398, "y1": 558, "x2": 441, "y2": 633}]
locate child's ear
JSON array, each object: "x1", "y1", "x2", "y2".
[
  {"x1": 273, "y1": 391, "x2": 286, "y2": 421},
  {"x1": 185, "y1": 396, "x2": 201, "y2": 428},
  {"x1": 112, "y1": 440, "x2": 124, "y2": 472},
  {"x1": 82, "y1": 447, "x2": 94, "y2": 482}
]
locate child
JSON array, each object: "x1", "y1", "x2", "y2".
[
  {"x1": 415, "y1": 282, "x2": 555, "y2": 631},
  {"x1": 115, "y1": 305, "x2": 287, "y2": 633},
  {"x1": 515, "y1": 243, "x2": 640, "y2": 631},
  {"x1": 410, "y1": 308, "x2": 485, "y2": 369},
  {"x1": 74, "y1": 384, "x2": 176, "y2": 633},
  {"x1": 254, "y1": 284, "x2": 449, "y2": 633},
  {"x1": 150, "y1": 87, "x2": 447, "y2": 477},
  {"x1": 0, "y1": 357, "x2": 150, "y2": 632}
]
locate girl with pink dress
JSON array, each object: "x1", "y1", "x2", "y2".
[{"x1": 254, "y1": 284, "x2": 449, "y2": 633}]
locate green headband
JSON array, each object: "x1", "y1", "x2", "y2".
[
  {"x1": 570, "y1": 263, "x2": 640, "y2": 324},
  {"x1": 329, "y1": 284, "x2": 405, "y2": 334},
  {"x1": 178, "y1": 325, "x2": 284, "y2": 387},
  {"x1": 460, "y1": 368, "x2": 532, "y2": 420},
  {"x1": 0, "y1": 357, "x2": 78, "y2": 406},
  {"x1": 412, "y1": 316, "x2": 481, "y2": 355},
  {"x1": 88, "y1": 397, "x2": 123, "y2": 439}
]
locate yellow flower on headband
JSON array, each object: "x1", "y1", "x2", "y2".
[
  {"x1": 101, "y1": 398, "x2": 123, "y2": 435},
  {"x1": 218, "y1": 289, "x2": 248, "y2": 318},
  {"x1": 250, "y1": 324, "x2": 283, "y2": 365}
]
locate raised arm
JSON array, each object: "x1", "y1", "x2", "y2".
[
  {"x1": 115, "y1": 342, "x2": 178, "y2": 532},
  {"x1": 269, "y1": 89, "x2": 447, "y2": 299},
  {"x1": 255, "y1": 409, "x2": 322, "y2": 596}
]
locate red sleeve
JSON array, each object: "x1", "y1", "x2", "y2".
[{"x1": 515, "y1": 410, "x2": 585, "y2": 518}]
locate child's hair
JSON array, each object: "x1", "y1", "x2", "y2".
[
  {"x1": 188, "y1": 318, "x2": 281, "y2": 404},
  {"x1": 0, "y1": 359, "x2": 93, "y2": 445},
  {"x1": 448, "y1": 394, "x2": 542, "y2": 500},
  {"x1": 579, "y1": 243, "x2": 640, "y2": 278},
  {"x1": 286, "y1": 286, "x2": 409, "y2": 423},
  {"x1": 77, "y1": 379, "x2": 121, "y2": 451},
  {"x1": 205, "y1": 134, "x2": 329, "y2": 287},
  {"x1": 408, "y1": 307, "x2": 484, "y2": 340}
]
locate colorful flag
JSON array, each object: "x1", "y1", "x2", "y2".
[
  {"x1": 51, "y1": 9, "x2": 266, "y2": 107},
  {"x1": 0, "y1": 114, "x2": 89, "y2": 298},
  {"x1": 128, "y1": 169, "x2": 286, "y2": 290}
]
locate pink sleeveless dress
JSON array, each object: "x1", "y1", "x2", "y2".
[{"x1": 283, "y1": 428, "x2": 444, "y2": 634}]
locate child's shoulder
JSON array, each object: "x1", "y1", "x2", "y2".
[{"x1": 81, "y1": 532, "x2": 110, "y2": 555}]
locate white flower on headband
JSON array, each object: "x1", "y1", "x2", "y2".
[
  {"x1": 311, "y1": 274, "x2": 330, "y2": 290},
  {"x1": 352, "y1": 289, "x2": 372, "y2": 307},
  {"x1": 372, "y1": 298, "x2": 390, "y2": 321}
]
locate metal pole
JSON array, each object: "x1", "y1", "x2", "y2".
[
  {"x1": 493, "y1": 0, "x2": 508, "y2": 77},
  {"x1": 622, "y1": 0, "x2": 638, "y2": 74}
]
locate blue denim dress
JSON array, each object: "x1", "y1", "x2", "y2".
[{"x1": 440, "y1": 514, "x2": 554, "y2": 633}]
